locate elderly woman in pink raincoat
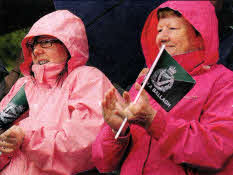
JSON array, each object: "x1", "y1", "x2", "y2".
[
  {"x1": 92, "y1": 1, "x2": 233, "y2": 175},
  {"x1": 0, "y1": 10, "x2": 114, "y2": 175}
]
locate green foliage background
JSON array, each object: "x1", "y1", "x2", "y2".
[{"x1": 0, "y1": 28, "x2": 29, "y2": 70}]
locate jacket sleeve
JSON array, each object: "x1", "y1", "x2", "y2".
[
  {"x1": 0, "y1": 155, "x2": 10, "y2": 171},
  {"x1": 23, "y1": 68, "x2": 114, "y2": 174},
  {"x1": 92, "y1": 123, "x2": 130, "y2": 173},
  {"x1": 132, "y1": 74, "x2": 233, "y2": 171},
  {"x1": 0, "y1": 77, "x2": 27, "y2": 170}
]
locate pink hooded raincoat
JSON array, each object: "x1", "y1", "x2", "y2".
[
  {"x1": 92, "y1": 1, "x2": 233, "y2": 175},
  {"x1": 0, "y1": 10, "x2": 113, "y2": 175}
]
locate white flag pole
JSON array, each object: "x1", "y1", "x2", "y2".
[{"x1": 115, "y1": 45, "x2": 166, "y2": 139}]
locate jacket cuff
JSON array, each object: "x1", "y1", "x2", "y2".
[
  {"x1": 0, "y1": 154, "x2": 11, "y2": 170},
  {"x1": 147, "y1": 110, "x2": 166, "y2": 140},
  {"x1": 104, "y1": 125, "x2": 130, "y2": 145}
]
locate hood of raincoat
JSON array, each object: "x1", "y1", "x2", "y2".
[
  {"x1": 141, "y1": 1, "x2": 219, "y2": 73},
  {"x1": 20, "y1": 10, "x2": 89, "y2": 76}
]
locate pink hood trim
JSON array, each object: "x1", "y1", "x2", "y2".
[
  {"x1": 141, "y1": 1, "x2": 219, "y2": 71},
  {"x1": 20, "y1": 10, "x2": 89, "y2": 76}
]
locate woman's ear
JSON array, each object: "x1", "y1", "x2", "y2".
[
  {"x1": 196, "y1": 35, "x2": 205, "y2": 50},
  {"x1": 191, "y1": 34, "x2": 204, "y2": 51}
]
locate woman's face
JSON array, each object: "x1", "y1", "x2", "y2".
[
  {"x1": 30, "y1": 36, "x2": 68, "y2": 65},
  {"x1": 156, "y1": 15, "x2": 203, "y2": 56}
]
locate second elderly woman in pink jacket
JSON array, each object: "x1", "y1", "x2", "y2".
[
  {"x1": 0, "y1": 10, "x2": 114, "y2": 174},
  {"x1": 92, "y1": 1, "x2": 233, "y2": 175}
]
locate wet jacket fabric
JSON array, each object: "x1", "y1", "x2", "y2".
[
  {"x1": 92, "y1": 1, "x2": 233, "y2": 175},
  {"x1": 0, "y1": 10, "x2": 113, "y2": 175}
]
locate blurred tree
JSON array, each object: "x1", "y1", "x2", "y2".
[{"x1": 0, "y1": 28, "x2": 29, "y2": 70}]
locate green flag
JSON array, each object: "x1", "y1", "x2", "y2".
[
  {"x1": 0, "y1": 84, "x2": 29, "y2": 133},
  {"x1": 144, "y1": 49, "x2": 195, "y2": 112}
]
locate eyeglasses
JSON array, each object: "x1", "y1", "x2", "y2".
[{"x1": 26, "y1": 38, "x2": 61, "y2": 54}]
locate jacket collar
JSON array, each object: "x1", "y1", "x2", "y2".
[
  {"x1": 173, "y1": 50, "x2": 205, "y2": 75},
  {"x1": 32, "y1": 62, "x2": 66, "y2": 88}
]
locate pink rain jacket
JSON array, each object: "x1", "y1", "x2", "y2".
[
  {"x1": 92, "y1": 1, "x2": 233, "y2": 175},
  {"x1": 0, "y1": 10, "x2": 113, "y2": 175}
]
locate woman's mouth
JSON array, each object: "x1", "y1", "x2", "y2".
[{"x1": 38, "y1": 60, "x2": 49, "y2": 65}]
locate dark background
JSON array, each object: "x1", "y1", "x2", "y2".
[
  {"x1": 0, "y1": 0, "x2": 55, "y2": 35},
  {"x1": 53, "y1": 0, "x2": 166, "y2": 89}
]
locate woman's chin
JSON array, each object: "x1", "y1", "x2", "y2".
[{"x1": 165, "y1": 48, "x2": 176, "y2": 56}]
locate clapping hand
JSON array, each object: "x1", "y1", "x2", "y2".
[
  {"x1": 103, "y1": 82, "x2": 157, "y2": 135},
  {"x1": 102, "y1": 87, "x2": 130, "y2": 135},
  {"x1": 122, "y1": 83, "x2": 157, "y2": 129}
]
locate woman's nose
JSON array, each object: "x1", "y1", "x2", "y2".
[
  {"x1": 158, "y1": 30, "x2": 170, "y2": 43},
  {"x1": 33, "y1": 44, "x2": 44, "y2": 56}
]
